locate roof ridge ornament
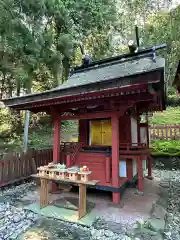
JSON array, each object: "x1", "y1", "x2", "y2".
[{"x1": 79, "y1": 43, "x2": 92, "y2": 68}]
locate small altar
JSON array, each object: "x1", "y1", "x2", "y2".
[{"x1": 31, "y1": 162, "x2": 99, "y2": 220}]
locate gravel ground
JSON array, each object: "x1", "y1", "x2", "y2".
[
  {"x1": 163, "y1": 171, "x2": 180, "y2": 240},
  {"x1": 0, "y1": 181, "x2": 129, "y2": 240},
  {"x1": 0, "y1": 170, "x2": 180, "y2": 239}
]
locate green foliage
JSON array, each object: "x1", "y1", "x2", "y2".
[
  {"x1": 151, "y1": 140, "x2": 180, "y2": 156},
  {"x1": 0, "y1": 109, "x2": 14, "y2": 136},
  {"x1": 0, "y1": 0, "x2": 118, "y2": 97},
  {"x1": 150, "y1": 107, "x2": 180, "y2": 124},
  {"x1": 0, "y1": 0, "x2": 119, "y2": 138},
  {"x1": 167, "y1": 94, "x2": 180, "y2": 106}
]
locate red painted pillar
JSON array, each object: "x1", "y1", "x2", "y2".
[
  {"x1": 111, "y1": 115, "x2": 120, "y2": 204},
  {"x1": 52, "y1": 115, "x2": 61, "y2": 192},
  {"x1": 126, "y1": 159, "x2": 133, "y2": 179},
  {"x1": 66, "y1": 153, "x2": 71, "y2": 168},
  {"x1": 53, "y1": 117, "x2": 61, "y2": 163},
  {"x1": 137, "y1": 156, "x2": 143, "y2": 191},
  {"x1": 105, "y1": 151, "x2": 111, "y2": 183},
  {"x1": 78, "y1": 120, "x2": 88, "y2": 144}
]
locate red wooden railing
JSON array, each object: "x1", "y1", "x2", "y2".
[
  {"x1": 70, "y1": 142, "x2": 84, "y2": 166},
  {"x1": 119, "y1": 143, "x2": 147, "y2": 150},
  {"x1": 149, "y1": 124, "x2": 180, "y2": 140}
]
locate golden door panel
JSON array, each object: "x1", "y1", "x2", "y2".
[
  {"x1": 90, "y1": 120, "x2": 102, "y2": 145},
  {"x1": 90, "y1": 119, "x2": 112, "y2": 146},
  {"x1": 101, "y1": 119, "x2": 112, "y2": 146}
]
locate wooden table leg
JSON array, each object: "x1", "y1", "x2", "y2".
[
  {"x1": 40, "y1": 179, "x2": 49, "y2": 208},
  {"x1": 78, "y1": 183, "x2": 87, "y2": 219}
]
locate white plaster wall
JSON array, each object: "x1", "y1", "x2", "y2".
[
  {"x1": 133, "y1": 159, "x2": 137, "y2": 177},
  {"x1": 140, "y1": 126, "x2": 148, "y2": 175},
  {"x1": 131, "y1": 117, "x2": 138, "y2": 176},
  {"x1": 119, "y1": 160, "x2": 127, "y2": 177},
  {"x1": 142, "y1": 160, "x2": 147, "y2": 176},
  {"x1": 131, "y1": 117, "x2": 138, "y2": 146},
  {"x1": 140, "y1": 127, "x2": 147, "y2": 144}
]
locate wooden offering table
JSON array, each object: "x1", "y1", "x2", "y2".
[{"x1": 31, "y1": 174, "x2": 99, "y2": 219}]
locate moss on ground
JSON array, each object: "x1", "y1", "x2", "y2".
[{"x1": 151, "y1": 140, "x2": 180, "y2": 156}]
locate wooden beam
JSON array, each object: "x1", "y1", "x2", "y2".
[
  {"x1": 60, "y1": 111, "x2": 116, "y2": 120},
  {"x1": 59, "y1": 102, "x2": 135, "y2": 120},
  {"x1": 51, "y1": 92, "x2": 153, "y2": 114},
  {"x1": 15, "y1": 84, "x2": 150, "y2": 111}
]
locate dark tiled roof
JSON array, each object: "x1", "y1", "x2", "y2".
[
  {"x1": 53, "y1": 56, "x2": 165, "y2": 91},
  {"x1": 1, "y1": 55, "x2": 165, "y2": 108}
]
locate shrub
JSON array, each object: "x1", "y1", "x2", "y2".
[{"x1": 151, "y1": 140, "x2": 180, "y2": 156}]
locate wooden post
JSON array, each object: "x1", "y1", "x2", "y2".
[
  {"x1": 40, "y1": 178, "x2": 49, "y2": 208},
  {"x1": 78, "y1": 183, "x2": 87, "y2": 219},
  {"x1": 137, "y1": 156, "x2": 143, "y2": 191},
  {"x1": 111, "y1": 114, "x2": 120, "y2": 204},
  {"x1": 52, "y1": 114, "x2": 61, "y2": 192}
]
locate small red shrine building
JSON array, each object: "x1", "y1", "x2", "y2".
[{"x1": 2, "y1": 47, "x2": 166, "y2": 204}]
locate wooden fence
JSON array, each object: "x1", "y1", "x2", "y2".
[
  {"x1": 149, "y1": 124, "x2": 180, "y2": 140},
  {"x1": 0, "y1": 149, "x2": 53, "y2": 188},
  {"x1": 0, "y1": 142, "x2": 80, "y2": 188}
]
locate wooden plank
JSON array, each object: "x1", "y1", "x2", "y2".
[
  {"x1": 17, "y1": 155, "x2": 21, "y2": 178},
  {"x1": 2, "y1": 160, "x2": 8, "y2": 183},
  {"x1": 7, "y1": 160, "x2": 12, "y2": 182},
  {"x1": 78, "y1": 183, "x2": 87, "y2": 219},
  {"x1": 14, "y1": 158, "x2": 19, "y2": 179},
  {"x1": 31, "y1": 158, "x2": 37, "y2": 174},
  {"x1": 9, "y1": 157, "x2": 14, "y2": 181},
  {"x1": 21, "y1": 154, "x2": 25, "y2": 177},
  {"x1": 26, "y1": 154, "x2": 31, "y2": 175},
  {"x1": 31, "y1": 174, "x2": 99, "y2": 186}
]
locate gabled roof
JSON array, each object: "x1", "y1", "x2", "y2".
[
  {"x1": 53, "y1": 55, "x2": 165, "y2": 90},
  {"x1": 2, "y1": 52, "x2": 165, "y2": 109}
]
